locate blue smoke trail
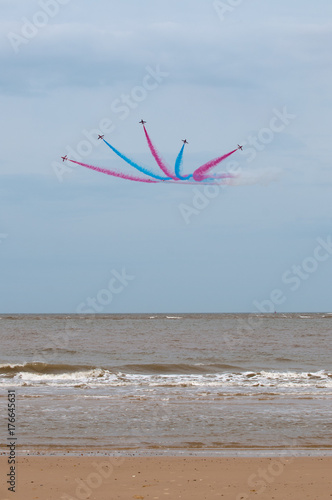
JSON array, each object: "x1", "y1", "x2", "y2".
[
  {"x1": 103, "y1": 139, "x2": 170, "y2": 181},
  {"x1": 174, "y1": 144, "x2": 192, "y2": 180}
]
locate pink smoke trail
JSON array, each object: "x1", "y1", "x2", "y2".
[
  {"x1": 142, "y1": 125, "x2": 177, "y2": 180},
  {"x1": 68, "y1": 159, "x2": 158, "y2": 183},
  {"x1": 193, "y1": 149, "x2": 237, "y2": 181}
]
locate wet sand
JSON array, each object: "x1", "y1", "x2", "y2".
[{"x1": 1, "y1": 456, "x2": 332, "y2": 500}]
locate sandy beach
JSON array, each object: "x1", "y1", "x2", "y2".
[{"x1": 1, "y1": 456, "x2": 332, "y2": 500}]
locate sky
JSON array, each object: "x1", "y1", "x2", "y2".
[{"x1": 0, "y1": 0, "x2": 332, "y2": 313}]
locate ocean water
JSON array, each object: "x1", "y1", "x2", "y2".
[{"x1": 0, "y1": 313, "x2": 331, "y2": 454}]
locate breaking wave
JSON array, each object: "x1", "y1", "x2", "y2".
[{"x1": 1, "y1": 362, "x2": 331, "y2": 390}]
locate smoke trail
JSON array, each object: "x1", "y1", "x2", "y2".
[
  {"x1": 205, "y1": 173, "x2": 237, "y2": 180},
  {"x1": 102, "y1": 138, "x2": 169, "y2": 181},
  {"x1": 174, "y1": 144, "x2": 184, "y2": 178},
  {"x1": 68, "y1": 159, "x2": 158, "y2": 183},
  {"x1": 67, "y1": 159, "x2": 238, "y2": 185},
  {"x1": 225, "y1": 168, "x2": 281, "y2": 186},
  {"x1": 163, "y1": 178, "x2": 234, "y2": 185},
  {"x1": 174, "y1": 144, "x2": 192, "y2": 180},
  {"x1": 142, "y1": 125, "x2": 177, "y2": 179},
  {"x1": 193, "y1": 149, "x2": 237, "y2": 181}
]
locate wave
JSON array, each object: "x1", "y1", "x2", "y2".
[
  {"x1": 149, "y1": 315, "x2": 183, "y2": 320},
  {"x1": 0, "y1": 362, "x2": 96, "y2": 375},
  {"x1": 0, "y1": 361, "x2": 244, "y2": 377},
  {"x1": 120, "y1": 363, "x2": 242, "y2": 374},
  {"x1": 1, "y1": 364, "x2": 331, "y2": 390}
]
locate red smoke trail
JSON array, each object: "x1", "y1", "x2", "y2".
[
  {"x1": 68, "y1": 159, "x2": 158, "y2": 183},
  {"x1": 143, "y1": 125, "x2": 177, "y2": 180},
  {"x1": 193, "y1": 149, "x2": 237, "y2": 181}
]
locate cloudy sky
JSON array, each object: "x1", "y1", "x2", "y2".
[{"x1": 1, "y1": 0, "x2": 331, "y2": 313}]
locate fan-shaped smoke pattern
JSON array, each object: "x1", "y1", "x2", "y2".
[{"x1": 63, "y1": 124, "x2": 242, "y2": 184}]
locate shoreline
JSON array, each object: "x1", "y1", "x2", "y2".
[
  {"x1": 1, "y1": 456, "x2": 332, "y2": 500},
  {"x1": 2, "y1": 447, "x2": 332, "y2": 457}
]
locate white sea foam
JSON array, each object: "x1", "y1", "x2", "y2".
[{"x1": 2, "y1": 369, "x2": 331, "y2": 391}]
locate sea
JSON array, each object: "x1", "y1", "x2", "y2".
[{"x1": 1, "y1": 313, "x2": 331, "y2": 456}]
